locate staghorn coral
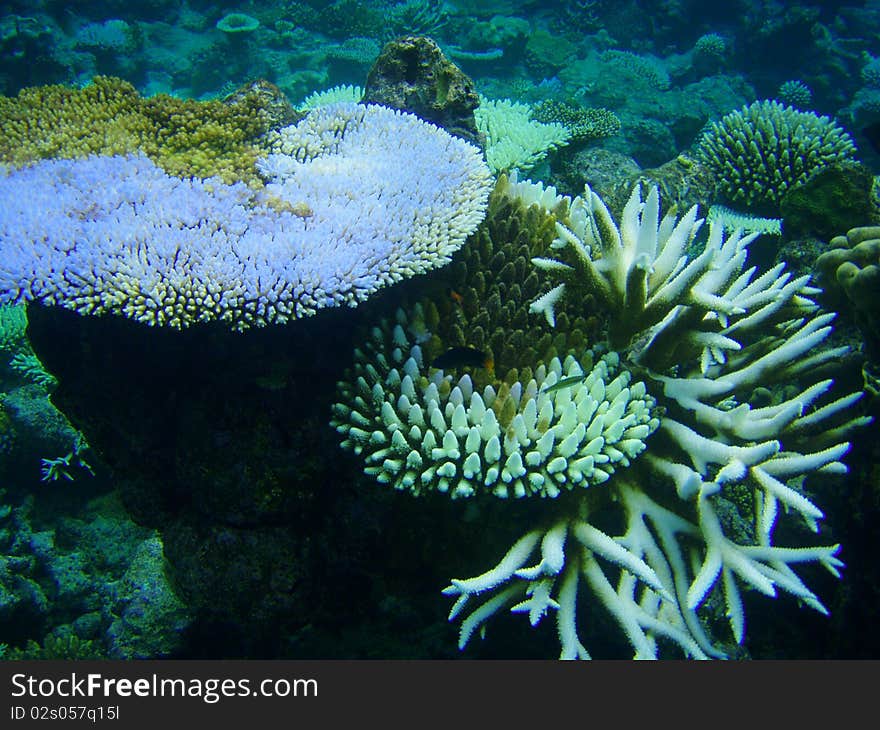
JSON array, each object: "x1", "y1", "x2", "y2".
[
  {"x1": 333, "y1": 174, "x2": 869, "y2": 658},
  {"x1": 0, "y1": 76, "x2": 275, "y2": 184},
  {"x1": 0, "y1": 103, "x2": 492, "y2": 330},
  {"x1": 698, "y1": 100, "x2": 856, "y2": 214}
]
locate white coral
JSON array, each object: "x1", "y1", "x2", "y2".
[
  {"x1": 475, "y1": 97, "x2": 571, "y2": 174},
  {"x1": 332, "y1": 306, "x2": 659, "y2": 500},
  {"x1": 441, "y1": 179, "x2": 869, "y2": 658}
]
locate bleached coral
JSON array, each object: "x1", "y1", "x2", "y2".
[
  {"x1": 333, "y1": 318, "x2": 659, "y2": 500},
  {"x1": 707, "y1": 204, "x2": 782, "y2": 237},
  {"x1": 334, "y1": 175, "x2": 870, "y2": 658},
  {"x1": 475, "y1": 97, "x2": 571, "y2": 174},
  {"x1": 444, "y1": 180, "x2": 868, "y2": 658},
  {"x1": 298, "y1": 85, "x2": 364, "y2": 111},
  {"x1": 0, "y1": 104, "x2": 492, "y2": 329}
]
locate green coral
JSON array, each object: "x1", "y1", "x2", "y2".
[
  {"x1": 698, "y1": 100, "x2": 856, "y2": 214},
  {"x1": 777, "y1": 80, "x2": 812, "y2": 110},
  {"x1": 531, "y1": 101, "x2": 621, "y2": 143},
  {"x1": 332, "y1": 175, "x2": 609, "y2": 499},
  {"x1": 694, "y1": 33, "x2": 727, "y2": 60},
  {"x1": 600, "y1": 50, "x2": 670, "y2": 91},
  {"x1": 0, "y1": 304, "x2": 26, "y2": 353},
  {"x1": 6, "y1": 634, "x2": 104, "y2": 660},
  {"x1": 817, "y1": 226, "x2": 880, "y2": 362}
]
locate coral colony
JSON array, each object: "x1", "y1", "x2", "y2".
[
  {"x1": 333, "y1": 174, "x2": 871, "y2": 659},
  {"x1": 0, "y1": 79, "x2": 872, "y2": 659},
  {"x1": 0, "y1": 103, "x2": 492, "y2": 329}
]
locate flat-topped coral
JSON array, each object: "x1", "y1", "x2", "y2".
[
  {"x1": 476, "y1": 97, "x2": 571, "y2": 174},
  {"x1": 0, "y1": 76, "x2": 275, "y2": 184},
  {"x1": 0, "y1": 104, "x2": 492, "y2": 329}
]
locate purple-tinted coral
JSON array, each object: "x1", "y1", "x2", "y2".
[{"x1": 0, "y1": 104, "x2": 492, "y2": 330}]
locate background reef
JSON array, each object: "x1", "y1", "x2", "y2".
[{"x1": 1, "y1": 0, "x2": 880, "y2": 659}]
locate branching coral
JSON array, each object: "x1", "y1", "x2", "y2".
[
  {"x1": 0, "y1": 104, "x2": 492, "y2": 329},
  {"x1": 698, "y1": 100, "x2": 856, "y2": 213},
  {"x1": 532, "y1": 101, "x2": 621, "y2": 144},
  {"x1": 475, "y1": 97, "x2": 572, "y2": 174},
  {"x1": 333, "y1": 174, "x2": 870, "y2": 658}
]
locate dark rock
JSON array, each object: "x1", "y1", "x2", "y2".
[
  {"x1": 606, "y1": 153, "x2": 718, "y2": 220},
  {"x1": 363, "y1": 36, "x2": 482, "y2": 147},
  {"x1": 551, "y1": 147, "x2": 641, "y2": 201},
  {"x1": 223, "y1": 78, "x2": 303, "y2": 132}
]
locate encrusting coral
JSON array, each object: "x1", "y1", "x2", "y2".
[
  {"x1": 0, "y1": 103, "x2": 492, "y2": 329},
  {"x1": 333, "y1": 173, "x2": 870, "y2": 658}
]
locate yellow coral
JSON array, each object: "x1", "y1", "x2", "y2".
[{"x1": 0, "y1": 76, "x2": 274, "y2": 184}]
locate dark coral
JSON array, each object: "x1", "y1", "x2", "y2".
[
  {"x1": 363, "y1": 36, "x2": 482, "y2": 146},
  {"x1": 780, "y1": 163, "x2": 879, "y2": 241}
]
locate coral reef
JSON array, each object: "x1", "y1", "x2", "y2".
[
  {"x1": 0, "y1": 104, "x2": 492, "y2": 329},
  {"x1": 333, "y1": 174, "x2": 869, "y2": 658}
]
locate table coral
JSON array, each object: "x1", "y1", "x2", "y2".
[
  {"x1": 0, "y1": 103, "x2": 492, "y2": 329},
  {"x1": 0, "y1": 76, "x2": 277, "y2": 184}
]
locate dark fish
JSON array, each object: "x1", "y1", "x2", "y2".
[
  {"x1": 862, "y1": 121, "x2": 880, "y2": 154},
  {"x1": 431, "y1": 346, "x2": 493, "y2": 372},
  {"x1": 541, "y1": 374, "x2": 587, "y2": 394}
]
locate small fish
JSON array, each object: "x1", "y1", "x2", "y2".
[
  {"x1": 541, "y1": 374, "x2": 586, "y2": 394},
  {"x1": 431, "y1": 346, "x2": 493, "y2": 373},
  {"x1": 448, "y1": 288, "x2": 464, "y2": 307}
]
